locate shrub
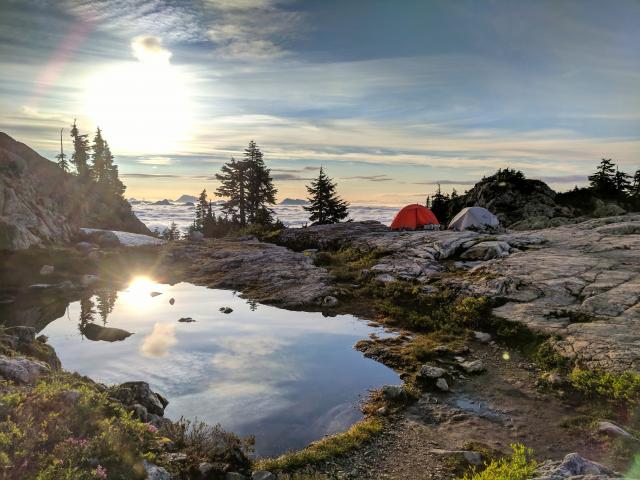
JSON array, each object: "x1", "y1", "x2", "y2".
[
  {"x1": 460, "y1": 443, "x2": 537, "y2": 480},
  {"x1": 0, "y1": 373, "x2": 161, "y2": 479},
  {"x1": 569, "y1": 369, "x2": 640, "y2": 403}
]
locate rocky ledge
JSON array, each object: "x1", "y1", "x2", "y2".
[
  {"x1": 279, "y1": 214, "x2": 640, "y2": 372},
  {"x1": 164, "y1": 236, "x2": 335, "y2": 308}
]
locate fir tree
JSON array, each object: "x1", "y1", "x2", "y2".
[
  {"x1": 103, "y1": 141, "x2": 125, "y2": 198},
  {"x1": 70, "y1": 119, "x2": 90, "y2": 179},
  {"x1": 304, "y1": 167, "x2": 349, "y2": 225},
  {"x1": 96, "y1": 289, "x2": 117, "y2": 325},
  {"x1": 588, "y1": 158, "x2": 617, "y2": 197},
  {"x1": 203, "y1": 201, "x2": 218, "y2": 237},
  {"x1": 193, "y1": 189, "x2": 209, "y2": 232},
  {"x1": 631, "y1": 170, "x2": 640, "y2": 198},
  {"x1": 162, "y1": 222, "x2": 180, "y2": 240},
  {"x1": 55, "y1": 128, "x2": 69, "y2": 172},
  {"x1": 614, "y1": 166, "x2": 632, "y2": 195},
  {"x1": 215, "y1": 157, "x2": 248, "y2": 225},
  {"x1": 91, "y1": 127, "x2": 108, "y2": 183},
  {"x1": 244, "y1": 140, "x2": 277, "y2": 224},
  {"x1": 430, "y1": 183, "x2": 450, "y2": 225}
]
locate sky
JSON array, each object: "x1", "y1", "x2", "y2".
[{"x1": 0, "y1": 0, "x2": 639, "y2": 204}]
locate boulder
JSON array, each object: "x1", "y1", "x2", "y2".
[
  {"x1": 322, "y1": 295, "x2": 339, "y2": 307},
  {"x1": 418, "y1": 365, "x2": 446, "y2": 379},
  {"x1": 473, "y1": 331, "x2": 492, "y2": 343},
  {"x1": 596, "y1": 421, "x2": 636, "y2": 440},
  {"x1": 84, "y1": 229, "x2": 121, "y2": 247},
  {"x1": 533, "y1": 453, "x2": 618, "y2": 479},
  {"x1": 81, "y1": 323, "x2": 133, "y2": 342},
  {"x1": 436, "y1": 378, "x2": 449, "y2": 392},
  {"x1": 381, "y1": 385, "x2": 406, "y2": 401},
  {"x1": 459, "y1": 360, "x2": 486, "y2": 374},
  {"x1": 142, "y1": 460, "x2": 171, "y2": 480},
  {"x1": 39, "y1": 265, "x2": 54, "y2": 275},
  {"x1": 0, "y1": 355, "x2": 50, "y2": 385},
  {"x1": 111, "y1": 381, "x2": 168, "y2": 416},
  {"x1": 252, "y1": 472, "x2": 276, "y2": 480},
  {"x1": 460, "y1": 241, "x2": 511, "y2": 261}
]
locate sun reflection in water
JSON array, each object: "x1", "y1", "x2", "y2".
[{"x1": 121, "y1": 276, "x2": 157, "y2": 309}]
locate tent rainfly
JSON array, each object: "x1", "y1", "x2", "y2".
[
  {"x1": 448, "y1": 206, "x2": 499, "y2": 231},
  {"x1": 390, "y1": 204, "x2": 440, "y2": 230}
]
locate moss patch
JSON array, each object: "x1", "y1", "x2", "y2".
[{"x1": 254, "y1": 417, "x2": 383, "y2": 472}]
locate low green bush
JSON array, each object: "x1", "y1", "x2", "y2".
[
  {"x1": 569, "y1": 369, "x2": 640, "y2": 403},
  {"x1": 460, "y1": 443, "x2": 537, "y2": 480}
]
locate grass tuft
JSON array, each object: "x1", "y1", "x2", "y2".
[
  {"x1": 254, "y1": 417, "x2": 383, "y2": 472},
  {"x1": 460, "y1": 444, "x2": 537, "y2": 480}
]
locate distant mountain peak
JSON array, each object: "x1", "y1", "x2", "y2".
[
  {"x1": 175, "y1": 194, "x2": 198, "y2": 203},
  {"x1": 279, "y1": 198, "x2": 308, "y2": 205}
]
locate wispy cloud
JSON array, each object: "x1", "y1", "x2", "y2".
[
  {"x1": 342, "y1": 174, "x2": 393, "y2": 182},
  {"x1": 131, "y1": 35, "x2": 172, "y2": 64},
  {"x1": 204, "y1": 0, "x2": 304, "y2": 59}
]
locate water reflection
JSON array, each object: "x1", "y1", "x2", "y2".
[{"x1": 3, "y1": 280, "x2": 400, "y2": 456}]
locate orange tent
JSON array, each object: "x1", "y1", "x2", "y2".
[{"x1": 390, "y1": 204, "x2": 440, "y2": 230}]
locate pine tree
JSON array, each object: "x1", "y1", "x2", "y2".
[
  {"x1": 96, "y1": 288, "x2": 117, "y2": 325},
  {"x1": 304, "y1": 167, "x2": 349, "y2": 225},
  {"x1": 193, "y1": 190, "x2": 208, "y2": 232},
  {"x1": 55, "y1": 128, "x2": 69, "y2": 172},
  {"x1": 215, "y1": 157, "x2": 248, "y2": 225},
  {"x1": 588, "y1": 159, "x2": 617, "y2": 197},
  {"x1": 103, "y1": 141, "x2": 126, "y2": 198},
  {"x1": 244, "y1": 140, "x2": 277, "y2": 224},
  {"x1": 91, "y1": 127, "x2": 108, "y2": 183},
  {"x1": 203, "y1": 201, "x2": 217, "y2": 237},
  {"x1": 631, "y1": 170, "x2": 640, "y2": 198},
  {"x1": 614, "y1": 167, "x2": 632, "y2": 196},
  {"x1": 70, "y1": 119, "x2": 90, "y2": 179},
  {"x1": 162, "y1": 222, "x2": 180, "y2": 240},
  {"x1": 430, "y1": 183, "x2": 450, "y2": 225}
]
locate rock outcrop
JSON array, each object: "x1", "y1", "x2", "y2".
[
  {"x1": 165, "y1": 236, "x2": 335, "y2": 308},
  {"x1": 277, "y1": 215, "x2": 640, "y2": 372},
  {"x1": 0, "y1": 131, "x2": 149, "y2": 250}
]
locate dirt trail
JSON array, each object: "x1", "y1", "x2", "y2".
[{"x1": 315, "y1": 342, "x2": 616, "y2": 479}]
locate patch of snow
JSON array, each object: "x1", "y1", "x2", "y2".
[{"x1": 81, "y1": 228, "x2": 165, "y2": 246}]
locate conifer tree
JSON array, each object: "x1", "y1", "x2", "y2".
[
  {"x1": 70, "y1": 119, "x2": 90, "y2": 179},
  {"x1": 244, "y1": 140, "x2": 277, "y2": 224},
  {"x1": 430, "y1": 183, "x2": 450, "y2": 225},
  {"x1": 203, "y1": 201, "x2": 217, "y2": 237},
  {"x1": 215, "y1": 157, "x2": 248, "y2": 225},
  {"x1": 162, "y1": 222, "x2": 180, "y2": 240},
  {"x1": 304, "y1": 167, "x2": 349, "y2": 225},
  {"x1": 193, "y1": 189, "x2": 209, "y2": 232},
  {"x1": 588, "y1": 158, "x2": 617, "y2": 197},
  {"x1": 55, "y1": 128, "x2": 69, "y2": 172},
  {"x1": 614, "y1": 166, "x2": 632, "y2": 195},
  {"x1": 631, "y1": 170, "x2": 640, "y2": 199},
  {"x1": 91, "y1": 127, "x2": 108, "y2": 183},
  {"x1": 103, "y1": 141, "x2": 125, "y2": 198}
]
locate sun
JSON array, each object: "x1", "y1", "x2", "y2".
[{"x1": 84, "y1": 61, "x2": 195, "y2": 154}]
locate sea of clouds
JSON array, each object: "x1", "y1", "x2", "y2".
[{"x1": 132, "y1": 201, "x2": 400, "y2": 234}]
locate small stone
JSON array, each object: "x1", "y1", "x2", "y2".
[
  {"x1": 381, "y1": 385, "x2": 405, "y2": 401},
  {"x1": 419, "y1": 365, "x2": 446, "y2": 379},
  {"x1": 178, "y1": 317, "x2": 196, "y2": 323},
  {"x1": 169, "y1": 298, "x2": 175, "y2": 305},
  {"x1": 436, "y1": 378, "x2": 449, "y2": 392},
  {"x1": 252, "y1": 472, "x2": 276, "y2": 480},
  {"x1": 597, "y1": 421, "x2": 635, "y2": 440},
  {"x1": 225, "y1": 473, "x2": 247, "y2": 480},
  {"x1": 219, "y1": 307, "x2": 233, "y2": 314},
  {"x1": 473, "y1": 331, "x2": 492, "y2": 343},
  {"x1": 323, "y1": 295, "x2": 339, "y2": 307},
  {"x1": 541, "y1": 371, "x2": 563, "y2": 386},
  {"x1": 433, "y1": 345, "x2": 449, "y2": 355},
  {"x1": 375, "y1": 274, "x2": 396, "y2": 284},
  {"x1": 460, "y1": 359, "x2": 486, "y2": 374},
  {"x1": 150, "y1": 291, "x2": 162, "y2": 297},
  {"x1": 40, "y1": 265, "x2": 54, "y2": 275},
  {"x1": 142, "y1": 460, "x2": 171, "y2": 480}
]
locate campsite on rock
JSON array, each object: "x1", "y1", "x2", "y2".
[{"x1": 1, "y1": 1, "x2": 640, "y2": 479}]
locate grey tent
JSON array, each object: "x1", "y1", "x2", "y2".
[{"x1": 448, "y1": 206, "x2": 499, "y2": 231}]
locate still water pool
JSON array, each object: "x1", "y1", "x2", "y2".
[{"x1": 37, "y1": 278, "x2": 399, "y2": 456}]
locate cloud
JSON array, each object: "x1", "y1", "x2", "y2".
[
  {"x1": 271, "y1": 172, "x2": 314, "y2": 181},
  {"x1": 413, "y1": 179, "x2": 478, "y2": 185},
  {"x1": 140, "y1": 322, "x2": 177, "y2": 357},
  {"x1": 131, "y1": 35, "x2": 172, "y2": 64},
  {"x1": 137, "y1": 156, "x2": 173, "y2": 165},
  {"x1": 205, "y1": 0, "x2": 303, "y2": 59},
  {"x1": 539, "y1": 175, "x2": 588, "y2": 183},
  {"x1": 341, "y1": 174, "x2": 393, "y2": 182},
  {"x1": 121, "y1": 173, "x2": 182, "y2": 178}
]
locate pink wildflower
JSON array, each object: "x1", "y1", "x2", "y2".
[{"x1": 94, "y1": 465, "x2": 107, "y2": 479}]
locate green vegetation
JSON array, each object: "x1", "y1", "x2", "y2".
[
  {"x1": 254, "y1": 418, "x2": 383, "y2": 472},
  {"x1": 569, "y1": 369, "x2": 640, "y2": 403},
  {"x1": 0, "y1": 373, "x2": 160, "y2": 479},
  {"x1": 314, "y1": 246, "x2": 388, "y2": 284},
  {"x1": 304, "y1": 167, "x2": 349, "y2": 225},
  {"x1": 460, "y1": 444, "x2": 538, "y2": 480}
]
